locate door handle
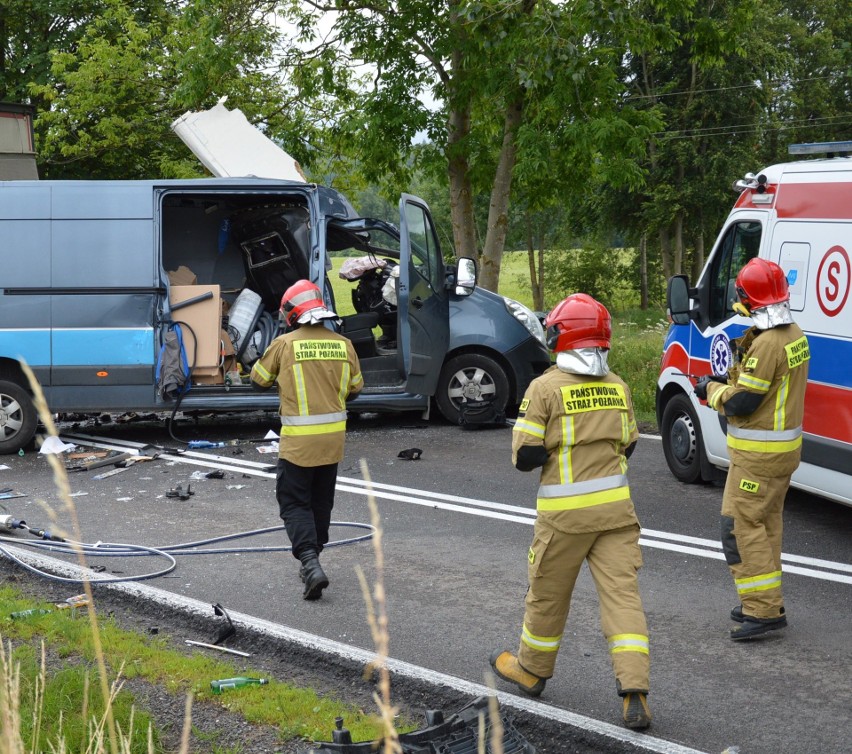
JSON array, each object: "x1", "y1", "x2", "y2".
[{"x1": 412, "y1": 297, "x2": 424, "y2": 309}]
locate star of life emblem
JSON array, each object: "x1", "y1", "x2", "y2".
[{"x1": 709, "y1": 333, "x2": 732, "y2": 377}]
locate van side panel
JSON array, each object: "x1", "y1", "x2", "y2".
[
  {"x1": 0, "y1": 185, "x2": 52, "y2": 383},
  {"x1": 48, "y1": 184, "x2": 159, "y2": 402}
]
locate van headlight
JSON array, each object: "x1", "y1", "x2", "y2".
[{"x1": 503, "y1": 297, "x2": 547, "y2": 346}]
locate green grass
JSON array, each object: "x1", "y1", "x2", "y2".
[
  {"x1": 0, "y1": 585, "x2": 406, "y2": 752},
  {"x1": 328, "y1": 253, "x2": 667, "y2": 426}
]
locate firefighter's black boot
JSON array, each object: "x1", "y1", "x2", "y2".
[
  {"x1": 299, "y1": 552, "x2": 329, "y2": 601},
  {"x1": 731, "y1": 604, "x2": 785, "y2": 623}
]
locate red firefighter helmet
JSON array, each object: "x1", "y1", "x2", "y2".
[
  {"x1": 280, "y1": 280, "x2": 328, "y2": 327},
  {"x1": 735, "y1": 258, "x2": 789, "y2": 311},
  {"x1": 544, "y1": 293, "x2": 612, "y2": 352}
]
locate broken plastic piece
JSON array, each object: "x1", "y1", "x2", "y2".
[
  {"x1": 166, "y1": 484, "x2": 194, "y2": 500},
  {"x1": 307, "y1": 696, "x2": 535, "y2": 753},
  {"x1": 397, "y1": 447, "x2": 422, "y2": 460},
  {"x1": 212, "y1": 602, "x2": 236, "y2": 644}
]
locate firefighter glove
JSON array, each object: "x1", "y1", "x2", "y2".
[{"x1": 694, "y1": 375, "x2": 725, "y2": 401}]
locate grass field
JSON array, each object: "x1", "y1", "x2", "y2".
[{"x1": 329, "y1": 253, "x2": 668, "y2": 426}]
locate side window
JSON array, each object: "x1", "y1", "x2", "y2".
[
  {"x1": 404, "y1": 202, "x2": 443, "y2": 292},
  {"x1": 708, "y1": 221, "x2": 761, "y2": 325}
]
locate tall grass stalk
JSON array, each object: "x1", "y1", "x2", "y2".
[
  {"x1": 355, "y1": 460, "x2": 402, "y2": 754},
  {"x1": 21, "y1": 362, "x2": 123, "y2": 754}
]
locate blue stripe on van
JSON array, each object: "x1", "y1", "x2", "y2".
[
  {"x1": 0, "y1": 330, "x2": 51, "y2": 364},
  {"x1": 52, "y1": 328, "x2": 155, "y2": 366}
]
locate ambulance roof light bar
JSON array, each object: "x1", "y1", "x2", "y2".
[{"x1": 788, "y1": 140, "x2": 852, "y2": 157}]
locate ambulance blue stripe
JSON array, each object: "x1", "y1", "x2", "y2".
[
  {"x1": 673, "y1": 322, "x2": 851, "y2": 390},
  {"x1": 53, "y1": 329, "x2": 155, "y2": 366}
]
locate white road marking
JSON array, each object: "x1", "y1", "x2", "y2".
[
  {"x1": 2, "y1": 544, "x2": 710, "y2": 754},
  {"x1": 61, "y1": 433, "x2": 852, "y2": 585}
]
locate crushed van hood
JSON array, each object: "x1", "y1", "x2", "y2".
[{"x1": 171, "y1": 98, "x2": 307, "y2": 183}]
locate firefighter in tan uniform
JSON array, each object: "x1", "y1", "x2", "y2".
[
  {"x1": 490, "y1": 294, "x2": 651, "y2": 730},
  {"x1": 251, "y1": 280, "x2": 363, "y2": 600},
  {"x1": 695, "y1": 259, "x2": 809, "y2": 640}
]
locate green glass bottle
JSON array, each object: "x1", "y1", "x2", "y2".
[
  {"x1": 209, "y1": 677, "x2": 268, "y2": 694},
  {"x1": 9, "y1": 608, "x2": 51, "y2": 620}
]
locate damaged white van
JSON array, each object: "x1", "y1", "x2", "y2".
[{"x1": 0, "y1": 106, "x2": 550, "y2": 452}]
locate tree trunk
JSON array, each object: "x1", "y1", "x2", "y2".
[
  {"x1": 660, "y1": 228, "x2": 672, "y2": 281},
  {"x1": 525, "y1": 210, "x2": 543, "y2": 311},
  {"x1": 640, "y1": 233, "x2": 648, "y2": 310},
  {"x1": 446, "y1": 101, "x2": 477, "y2": 261},
  {"x1": 692, "y1": 233, "x2": 705, "y2": 281},
  {"x1": 479, "y1": 95, "x2": 524, "y2": 292},
  {"x1": 673, "y1": 214, "x2": 684, "y2": 275}
]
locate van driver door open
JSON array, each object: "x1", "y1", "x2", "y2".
[{"x1": 398, "y1": 194, "x2": 450, "y2": 397}]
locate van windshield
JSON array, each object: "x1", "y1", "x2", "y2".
[{"x1": 326, "y1": 218, "x2": 401, "y2": 259}]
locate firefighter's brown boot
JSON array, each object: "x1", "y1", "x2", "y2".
[
  {"x1": 489, "y1": 650, "x2": 546, "y2": 697},
  {"x1": 621, "y1": 692, "x2": 652, "y2": 730}
]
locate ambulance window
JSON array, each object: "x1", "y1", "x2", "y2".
[{"x1": 709, "y1": 221, "x2": 761, "y2": 325}]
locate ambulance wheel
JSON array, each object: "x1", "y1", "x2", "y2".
[
  {"x1": 661, "y1": 392, "x2": 705, "y2": 484},
  {"x1": 0, "y1": 380, "x2": 38, "y2": 455},
  {"x1": 436, "y1": 353, "x2": 510, "y2": 425}
]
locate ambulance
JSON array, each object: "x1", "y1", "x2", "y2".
[{"x1": 658, "y1": 141, "x2": 852, "y2": 507}]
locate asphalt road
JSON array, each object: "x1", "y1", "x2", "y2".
[{"x1": 1, "y1": 410, "x2": 850, "y2": 754}]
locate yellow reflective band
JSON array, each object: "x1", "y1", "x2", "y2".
[
  {"x1": 774, "y1": 374, "x2": 789, "y2": 431},
  {"x1": 521, "y1": 624, "x2": 561, "y2": 652},
  {"x1": 293, "y1": 364, "x2": 308, "y2": 415},
  {"x1": 785, "y1": 336, "x2": 810, "y2": 369},
  {"x1": 559, "y1": 414, "x2": 574, "y2": 484},
  {"x1": 537, "y1": 485, "x2": 630, "y2": 511},
  {"x1": 559, "y1": 382, "x2": 628, "y2": 414},
  {"x1": 293, "y1": 339, "x2": 348, "y2": 361},
  {"x1": 608, "y1": 633, "x2": 650, "y2": 655},
  {"x1": 736, "y1": 570, "x2": 782, "y2": 594},
  {"x1": 737, "y1": 374, "x2": 770, "y2": 392},
  {"x1": 514, "y1": 417, "x2": 546, "y2": 438},
  {"x1": 351, "y1": 372, "x2": 363, "y2": 386},
  {"x1": 252, "y1": 362, "x2": 274, "y2": 383},
  {"x1": 708, "y1": 385, "x2": 731, "y2": 410},
  {"x1": 727, "y1": 435, "x2": 802, "y2": 453},
  {"x1": 739, "y1": 478, "x2": 760, "y2": 493},
  {"x1": 280, "y1": 420, "x2": 347, "y2": 437},
  {"x1": 338, "y1": 363, "x2": 350, "y2": 405}
]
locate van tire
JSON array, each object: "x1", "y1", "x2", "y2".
[
  {"x1": 661, "y1": 392, "x2": 706, "y2": 484},
  {"x1": 435, "y1": 353, "x2": 510, "y2": 425},
  {"x1": 0, "y1": 380, "x2": 37, "y2": 455}
]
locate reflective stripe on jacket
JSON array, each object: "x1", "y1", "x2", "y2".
[
  {"x1": 512, "y1": 367, "x2": 640, "y2": 534},
  {"x1": 250, "y1": 323, "x2": 362, "y2": 466}
]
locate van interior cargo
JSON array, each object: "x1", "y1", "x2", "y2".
[{"x1": 161, "y1": 191, "x2": 404, "y2": 390}]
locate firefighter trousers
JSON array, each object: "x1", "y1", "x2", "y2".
[
  {"x1": 721, "y1": 461, "x2": 791, "y2": 619},
  {"x1": 517, "y1": 521, "x2": 649, "y2": 693},
  {"x1": 275, "y1": 458, "x2": 338, "y2": 561}
]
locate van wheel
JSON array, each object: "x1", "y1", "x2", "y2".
[
  {"x1": 0, "y1": 380, "x2": 37, "y2": 455},
  {"x1": 435, "y1": 354, "x2": 510, "y2": 424},
  {"x1": 661, "y1": 392, "x2": 705, "y2": 484}
]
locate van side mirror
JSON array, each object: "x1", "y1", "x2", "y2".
[
  {"x1": 667, "y1": 274, "x2": 693, "y2": 325},
  {"x1": 452, "y1": 257, "x2": 477, "y2": 297}
]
